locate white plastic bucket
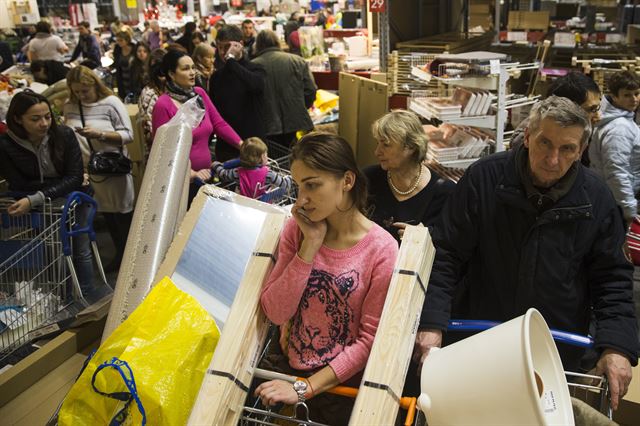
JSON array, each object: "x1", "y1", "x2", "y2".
[{"x1": 418, "y1": 308, "x2": 574, "y2": 425}]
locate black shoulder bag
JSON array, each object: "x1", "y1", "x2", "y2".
[{"x1": 79, "y1": 102, "x2": 132, "y2": 180}]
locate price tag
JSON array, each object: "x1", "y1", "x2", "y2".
[
  {"x1": 489, "y1": 59, "x2": 500, "y2": 75},
  {"x1": 507, "y1": 31, "x2": 527, "y2": 42},
  {"x1": 370, "y1": 0, "x2": 386, "y2": 13},
  {"x1": 554, "y1": 32, "x2": 576, "y2": 48}
]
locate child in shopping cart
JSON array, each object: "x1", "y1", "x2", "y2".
[
  {"x1": 255, "y1": 132, "x2": 399, "y2": 424},
  {"x1": 211, "y1": 137, "x2": 292, "y2": 200}
]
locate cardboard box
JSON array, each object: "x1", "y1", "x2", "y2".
[
  {"x1": 508, "y1": 11, "x2": 550, "y2": 30},
  {"x1": 470, "y1": 14, "x2": 493, "y2": 30},
  {"x1": 470, "y1": 4, "x2": 490, "y2": 14}
]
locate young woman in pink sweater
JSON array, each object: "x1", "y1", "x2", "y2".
[{"x1": 256, "y1": 132, "x2": 399, "y2": 423}]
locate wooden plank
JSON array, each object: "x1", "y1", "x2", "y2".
[
  {"x1": 0, "y1": 352, "x2": 88, "y2": 425},
  {"x1": 187, "y1": 212, "x2": 286, "y2": 425},
  {"x1": 349, "y1": 225, "x2": 436, "y2": 425},
  {"x1": 0, "y1": 318, "x2": 105, "y2": 407}
]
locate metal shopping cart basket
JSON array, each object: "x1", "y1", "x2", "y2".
[
  {"x1": 208, "y1": 157, "x2": 297, "y2": 207},
  {"x1": 0, "y1": 191, "x2": 107, "y2": 364},
  {"x1": 239, "y1": 328, "x2": 420, "y2": 426},
  {"x1": 239, "y1": 319, "x2": 611, "y2": 426}
]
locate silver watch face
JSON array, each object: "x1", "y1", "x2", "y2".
[{"x1": 293, "y1": 380, "x2": 307, "y2": 394}]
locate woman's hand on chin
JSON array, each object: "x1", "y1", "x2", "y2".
[{"x1": 292, "y1": 199, "x2": 326, "y2": 262}]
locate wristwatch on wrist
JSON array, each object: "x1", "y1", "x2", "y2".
[{"x1": 293, "y1": 380, "x2": 308, "y2": 404}]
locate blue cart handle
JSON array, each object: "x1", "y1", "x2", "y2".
[
  {"x1": 448, "y1": 319, "x2": 594, "y2": 349},
  {"x1": 61, "y1": 191, "x2": 98, "y2": 256}
]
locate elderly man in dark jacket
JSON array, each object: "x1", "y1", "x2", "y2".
[
  {"x1": 252, "y1": 29, "x2": 317, "y2": 147},
  {"x1": 416, "y1": 96, "x2": 638, "y2": 411}
]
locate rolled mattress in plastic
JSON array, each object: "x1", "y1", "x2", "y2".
[{"x1": 102, "y1": 122, "x2": 193, "y2": 341}]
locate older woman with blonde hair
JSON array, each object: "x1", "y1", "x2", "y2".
[
  {"x1": 364, "y1": 109, "x2": 455, "y2": 242},
  {"x1": 63, "y1": 65, "x2": 134, "y2": 272}
]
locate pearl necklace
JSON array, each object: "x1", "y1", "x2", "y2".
[{"x1": 387, "y1": 166, "x2": 423, "y2": 196}]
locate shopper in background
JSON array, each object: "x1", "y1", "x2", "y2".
[
  {"x1": 241, "y1": 19, "x2": 257, "y2": 58},
  {"x1": 30, "y1": 60, "x2": 69, "y2": 85},
  {"x1": 0, "y1": 91, "x2": 94, "y2": 295},
  {"x1": 0, "y1": 40, "x2": 14, "y2": 73},
  {"x1": 510, "y1": 71, "x2": 602, "y2": 153},
  {"x1": 253, "y1": 30, "x2": 316, "y2": 147},
  {"x1": 27, "y1": 21, "x2": 69, "y2": 62},
  {"x1": 257, "y1": 132, "x2": 398, "y2": 424},
  {"x1": 110, "y1": 17, "x2": 123, "y2": 39},
  {"x1": 152, "y1": 49, "x2": 242, "y2": 204},
  {"x1": 64, "y1": 66, "x2": 135, "y2": 273},
  {"x1": 31, "y1": 60, "x2": 71, "y2": 113},
  {"x1": 138, "y1": 48, "x2": 167, "y2": 157},
  {"x1": 365, "y1": 110, "x2": 455, "y2": 243},
  {"x1": 418, "y1": 96, "x2": 638, "y2": 410},
  {"x1": 285, "y1": 12, "x2": 304, "y2": 46},
  {"x1": 192, "y1": 31, "x2": 206, "y2": 49},
  {"x1": 589, "y1": 70, "x2": 640, "y2": 224},
  {"x1": 160, "y1": 29, "x2": 174, "y2": 49},
  {"x1": 192, "y1": 43, "x2": 215, "y2": 92},
  {"x1": 130, "y1": 42, "x2": 151, "y2": 102},
  {"x1": 70, "y1": 21, "x2": 101, "y2": 69},
  {"x1": 141, "y1": 21, "x2": 151, "y2": 44},
  {"x1": 148, "y1": 20, "x2": 162, "y2": 50},
  {"x1": 210, "y1": 25, "x2": 266, "y2": 160},
  {"x1": 112, "y1": 31, "x2": 138, "y2": 101},
  {"x1": 198, "y1": 16, "x2": 210, "y2": 38},
  {"x1": 176, "y1": 21, "x2": 197, "y2": 55}
]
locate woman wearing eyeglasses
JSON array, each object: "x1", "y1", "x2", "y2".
[{"x1": 510, "y1": 72, "x2": 602, "y2": 153}]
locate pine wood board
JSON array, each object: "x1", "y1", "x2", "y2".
[
  {"x1": 349, "y1": 225, "x2": 436, "y2": 425},
  {"x1": 187, "y1": 212, "x2": 286, "y2": 425}
]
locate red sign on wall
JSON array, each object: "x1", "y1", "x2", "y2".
[{"x1": 370, "y1": 0, "x2": 386, "y2": 13}]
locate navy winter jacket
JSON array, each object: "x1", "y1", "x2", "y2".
[{"x1": 421, "y1": 147, "x2": 639, "y2": 369}]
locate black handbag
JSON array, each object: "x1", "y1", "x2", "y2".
[{"x1": 79, "y1": 102, "x2": 132, "y2": 178}]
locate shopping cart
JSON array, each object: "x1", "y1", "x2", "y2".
[
  {"x1": 263, "y1": 139, "x2": 293, "y2": 171},
  {"x1": 205, "y1": 157, "x2": 297, "y2": 207},
  {"x1": 0, "y1": 191, "x2": 107, "y2": 363},
  {"x1": 238, "y1": 319, "x2": 611, "y2": 426},
  {"x1": 239, "y1": 328, "x2": 419, "y2": 426}
]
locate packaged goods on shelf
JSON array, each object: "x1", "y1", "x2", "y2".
[{"x1": 425, "y1": 124, "x2": 494, "y2": 167}]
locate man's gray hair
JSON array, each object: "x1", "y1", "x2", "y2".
[{"x1": 528, "y1": 95, "x2": 592, "y2": 146}]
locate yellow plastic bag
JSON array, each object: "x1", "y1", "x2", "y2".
[
  {"x1": 313, "y1": 89, "x2": 339, "y2": 113},
  {"x1": 58, "y1": 277, "x2": 220, "y2": 425}
]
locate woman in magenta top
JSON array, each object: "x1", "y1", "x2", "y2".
[
  {"x1": 151, "y1": 49, "x2": 241, "y2": 203},
  {"x1": 255, "y1": 133, "x2": 398, "y2": 424}
]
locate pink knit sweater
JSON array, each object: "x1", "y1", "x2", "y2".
[{"x1": 261, "y1": 218, "x2": 398, "y2": 382}]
